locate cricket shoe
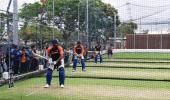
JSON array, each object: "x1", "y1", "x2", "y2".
[
  {"x1": 60, "y1": 84, "x2": 64, "y2": 88},
  {"x1": 82, "y1": 69, "x2": 86, "y2": 72},
  {"x1": 72, "y1": 69, "x2": 76, "y2": 72},
  {"x1": 44, "y1": 84, "x2": 50, "y2": 88}
]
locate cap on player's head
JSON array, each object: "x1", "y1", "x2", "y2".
[
  {"x1": 52, "y1": 39, "x2": 59, "y2": 45},
  {"x1": 13, "y1": 44, "x2": 18, "y2": 49},
  {"x1": 31, "y1": 45, "x2": 35, "y2": 49},
  {"x1": 77, "y1": 41, "x2": 81, "y2": 45}
]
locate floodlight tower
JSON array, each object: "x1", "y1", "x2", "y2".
[
  {"x1": 52, "y1": 0, "x2": 55, "y2": 39},
  {"x1": 13, "y1": 0, "x2": 19, "y2": 45},
  {"x1": 86, "y1": 0, "x2": 89, "y2": 47}
]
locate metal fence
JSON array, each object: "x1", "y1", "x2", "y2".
[{"x1": 126, "y1": 34, "x2": 170, "y2": 49}]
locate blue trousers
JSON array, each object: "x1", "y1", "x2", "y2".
[
  {"x1": 46, "y1": 67, "x2": 65, "y2": 85},
  {"x1": 73, "y1": 59, "x2": 86, "y2": 70},
  {"x1": 95, "y1": 54, "x2": 102, "y2": 63},
  {"x1": 0, "y1": 62, "x2": 5, "y2": 72}
]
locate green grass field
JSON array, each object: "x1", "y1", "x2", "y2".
[
  {"x1": 1, "y1": 55, "x2": 170, "y2": 100},
  {"x1": 66, "y1": 67, "x2": 170, "y2": 80},
  {"x1": 103, "y1": 52, "x2": 170, "y2": 60},
  {"x1": 1, "y1": 67, "x2": 170, "y2": 100},
  {"x1": 90, "y1": 59, "x2": 170, "y2": 63},
  {"x1": 84, "y1": 62, "x2": 170, "y2": 68},
  {"x1": 1, "y1": 77, "x2": 170, "y2": 100}
]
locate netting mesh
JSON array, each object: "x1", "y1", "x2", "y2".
[{"x1": 1, "y1": 0, "x2": 170, "y2": 100}]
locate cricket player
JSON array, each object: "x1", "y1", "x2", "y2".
[
  {"x1": 95, "y1": 42, "x2": 103, "y2": 64},
  {"x1": 73, "y1": 41, "x2": 86, "y2": 72},
  {"x1": 44, "y1": 39, "x2": 65, "y2": 88}
]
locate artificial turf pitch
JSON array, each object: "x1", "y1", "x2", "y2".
[{"x1": 1, "y1": 54, "x2": 170, "y2": 100}]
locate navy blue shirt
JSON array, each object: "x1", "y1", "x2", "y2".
[
  {"x1": 13, "y1": 49, "x2": 21, "y2": 61},
  {"x1": 95, "y1": 45, "x2": 101, "y2": 51},
  {"x1": 26, "y1": 49, "x2": 32, "y2": 61}
]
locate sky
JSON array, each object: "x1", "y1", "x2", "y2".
[
  {"x1": 0, "y1": 0, "x2": 170, "y2": 33},
  {"x1": 102, "y1": 0, "x2": 170, "y2": 33}
]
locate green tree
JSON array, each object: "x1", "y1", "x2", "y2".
[
  {"x1": 118, "y1": 22, "x2": 138, "y2": 37},
  {"x1": 19, "y1": 2, "x2": 62, "y2": 45},
  {"x1": 0, "y1": 12, "x2": 12, "y2": 39},
  {"x1": 0, "y1": 13, "x2": 8, "y2": 33},
  {"x1": 20, "y1": 24, "x2": 62, "y2": 45},
  {"x1": 79, "y1": 0, "x2": 119, "y2": 44},
  {"x1": 19, "y1": 0, "x2": 119, "y2": 47}
]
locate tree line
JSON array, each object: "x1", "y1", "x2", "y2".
[{"x1": 0, "y1": 0, "x2": 137, "y2": 48}]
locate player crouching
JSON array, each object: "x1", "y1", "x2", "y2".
[
  {"x1": 73, "y1": 41, "x2": 86, "y2": 72},
  {"x1": 44, "y1": 39, "x2": 65, "y2": 88}
]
